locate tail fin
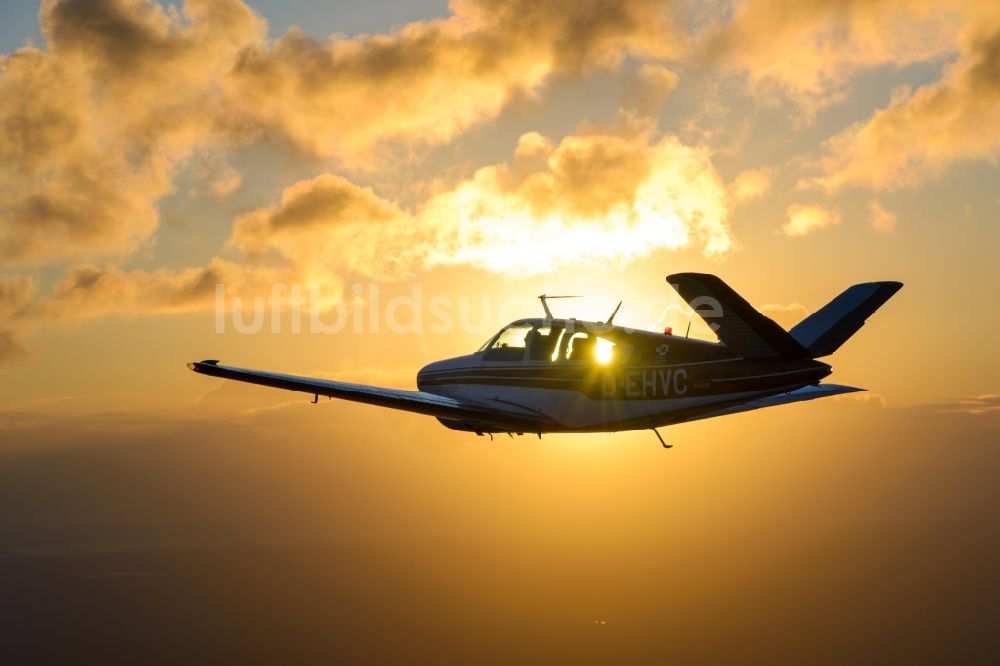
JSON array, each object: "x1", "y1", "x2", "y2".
[
  {"x1": 667, "y1": 273, "x2": 810, "y2": 359},
  {"x1": 790, "y1": 282, "x2": 902, "y2": 358}
]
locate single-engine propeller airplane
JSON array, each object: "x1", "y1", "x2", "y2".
[{"x1": 189, "y1": 273, "x2": 901, "y2": 447}]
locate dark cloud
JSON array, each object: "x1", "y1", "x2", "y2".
[
  {"x1": 0, "y1": 274, "x2": 34, "y2": 317},
  {"x1": 0, "y1": 329, "x2": 30, "y2": 365}
]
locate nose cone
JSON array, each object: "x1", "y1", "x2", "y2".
[{"x1": 417, "y1": 354, "x2": 477, "y2": 391}]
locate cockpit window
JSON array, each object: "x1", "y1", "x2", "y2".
[
  {"x1": 480, "y1": 321, "x2": 632, "y2": 364},
  {"x1": 559, "y1": 331, "x2": 625, "y2": 364},
  {"x1": 565, "y1": 332, "x2": 594, "y2": 361},
  {"x1": 527, "y1": 325, "x2": 562, "y2": 361},
  {"x1": 483, "y1": 323, "x2": 533, "y2": 361}
]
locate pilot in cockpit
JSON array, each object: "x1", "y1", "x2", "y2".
[
  {"x1": 568, "y1": 334, "x2": 595, "y2": 362},
  {"x1": 527, "y1": 327, "x2": 558, "y2": 361}
]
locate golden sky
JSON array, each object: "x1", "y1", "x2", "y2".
[{"x1": 1, "y1": 1, "x2": 999, "y2": 660}]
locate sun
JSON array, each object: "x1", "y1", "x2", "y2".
[{"x1": 595, "y1": 337, "x2": 614, "y2": 364}]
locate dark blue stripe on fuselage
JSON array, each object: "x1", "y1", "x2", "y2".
[{"x1": 418, "y1": 359, "x2": 830, "y2": 400}]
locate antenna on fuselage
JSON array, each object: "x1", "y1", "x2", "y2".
[
  {"x1": 606, "y1": 300, "x2": 623, "y2": 326},
  {"x1": 538, "y1": 295, "x2": 579, "y2": 319}
]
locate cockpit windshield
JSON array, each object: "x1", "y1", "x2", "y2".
[{"x1": 479, "y1": 321, "x2": 630, "y2": 364}]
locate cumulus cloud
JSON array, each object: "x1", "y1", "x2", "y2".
[
  {"x1": 212, "y1": 0, "x2": 687, "y2": 158},
  {"x1": 729, "y1": 166, "x2": 773, "y2": 202},
  {"x1": 869, "y1": 201, "x2": 897, "y2": 233},
  {"x1": 781, "y1": 203, "x2": 840, "y2": 237},
  {"x1": 808, "y1": 7, "x2": 1000, "y2": 190},
  {"x1": 231, "y1": 174, "x2": 403, "y2": 260},
  {"x1": 704, "y1": 0, "x2": 967, "y2": 117},
  {"x1": 0, "y1": 0, "x2": 688, "y2": 268},
  {"x1": 33, "y1": 259, "x2": 293, "y2": 321},
  {"x1": 624, "y1": 64, "x2": 680, "y2": 116},
  {"x1": 228, "y1": 116, "x2": 735, "y2": 278},
  {"x1": 5, "y1": 114, "x2": 734, "y2": 330},
  {"x1": 0, "y1": 0, "x2": 266, "y2": 266},
  {"x1": 0, "y1": 274, "x2": 35, "y2": 317}
]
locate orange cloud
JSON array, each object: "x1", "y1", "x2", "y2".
[
  {"x1": 729, "y1": 167, "x2": 774, "y2": 202},
  {"x1": 869, "y1": 201, "x2": 898, "y2": 233},
  {"x1": 228, "y1": 115, "x2": 735, "y2": 278},
  {"x1": 0, "y1": 274, "x2": 35, "y2": 364},
  {"x1": 704, "y1": 0, "x2": 966, "y2": 118},
  {"x1": 421, "y1": 118, "x2": 734, "y2": 272},
  {"x1": 220, "y1": 0, "x2": 686, "y2": 159},
  {"x1": 781, "y1": 203, "x2": 840, "y2": 237},
  {"x1": 624, "y1": 64, "x2": 680, "y2": 116},
  {"x1": 757, "y1": 302, "x2": 808, "y2": 328},
  {"x1": 1, "y1": 0, "x2": 687, "y2": 268},
  {"x1": 33, "y1": 259, "x2": 293, "y2": 322},
  {"x1": 0, "y1": 274, "x2": 34, "y2": 317},
  {"x1": 6, "y1": 111, "x2": 733, "y2": 336},
  {"x1": 809, "y1": 7, "x2": 1000, "y2": 190},
  {"x1": 928, "y1": 394, "x2": 1000, "y2": 416},
  {"x1": 0, "y1": 0, "x2": 265, "y2": 266},
  {"x1": 230, "y1": 174, "x2": 403, "y2": 261}
]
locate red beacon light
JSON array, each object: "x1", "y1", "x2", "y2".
[{"x1": 664, "y1": 326, "x2": 673, "y2": 335}]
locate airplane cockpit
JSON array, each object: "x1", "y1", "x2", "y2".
[{"x1": 477, "y1": 320, "x2": 627, "y2": 365}]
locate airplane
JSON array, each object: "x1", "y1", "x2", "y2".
[{"x1": 188, "y1": 273, "x2": 902, "y2": 448}]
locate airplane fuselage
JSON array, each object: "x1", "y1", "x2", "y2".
[
  {"x1": 188, "y1": 273, "x2": 899, "y2": 440},
  {"x1": 417, "y1": 317, "x2": 831, "y2": 433}
]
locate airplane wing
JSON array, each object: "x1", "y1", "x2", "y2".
[
  {"x1": 688, "y1": 383, "x2": 863, "y2": 421},
  {"x1": 187, "y1": 360, "x2": 545, "y2": 430},
  {"x1": 667, "y1": 272, "x2": 810, "y2": 359}
]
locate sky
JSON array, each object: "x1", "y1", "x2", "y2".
[{"x1": 1, "y1": 0, "x2": 999, "y2": 662}]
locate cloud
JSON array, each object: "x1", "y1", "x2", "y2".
[
  {"x1": 0, "y1": 274, "x2": 36, "y2": 365},
  {"x1": 757, "y1": 302, "x2": 808, "y2": 327},
  {"x1": 781, "y1": 203, "x2": 840, "y2": 237},
  {"x1": 221, "y1": 0, "x2": 686, "y2": 159},
  {"x1": 33, "y1": 259, "x2": 291, "y2": 321},
  {"x1": 927, "y1": 394, "x2": 1000, "y2": 417},
  {"x1": 807, "y1": 7, "x2": 1000, "y2": 190},
  {"x1": 0, "y1": 0, "x2": 266, "y2": 266},
  {"x1": 230, "y1": 174, "x2": 403, "y2": 261},
  {"x1": 228, "y1": 115, "x2": 735, "y2": 278},
  {"x1": 0, "y1": 274, "x2": 35, "y2": 317},
  {"x1": 0, "y1": 329, "x2": 30, "y2": 365},
  {"x1": 703, "y1": 0, "x2": 967, "y2": 117},
  {"x1": 422, "y1": 118, "x2": 735, "y2": 272},
  {"x1": 5, "y1": 111, "x2": 733, "y2": 332},
  {"x1": 729, "y1": 166, "x2": 773, "y2": 202},
  {"x1": 869, "y1": 201, "x2": 897, "y2": 233},
  {"x1": 1, "y1": 0, "x2": 688, "y2": 268},
  {"x1": 624, "y1": 64, "x2": 680, "y2": 116}
]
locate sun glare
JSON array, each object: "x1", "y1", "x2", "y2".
[{"x1": 595, "y1": 337, "x2": 614, "y2": 364}]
